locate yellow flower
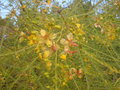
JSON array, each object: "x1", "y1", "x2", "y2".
[
  {"x1": 67, "y1": 33, "x2": 73, "y2": 40},
  {"x1": 60, "y1": 54, "x2": 66, "y2": 60},
  {"x1": 108, "y1": 35, "x2": 116, "y2": 40},
  {"x1": 28, "y1": 40, "x2": 34, "y2": 45},
  {"x1": 20, "y1": 32, "x2": 25, "y2": 36},
  {"x1": 76, "y1": 23, "x2": 81, "y2": 28},
  {"x1": 54, "y1": 25, "x2": 61, "y2": 29},
  {"x1": 74, "y1": 29, "x2": 85, "y2": 36},
  {"x1": 28, "y1": 35, "x2": 37, "y2": 40},
  {"x1": 78, "y1": 29, "x2": 85, "y2": 35},
  {"x1": 31, "y1": 30, "x2": 38, "y2": 34},
  {"x1": 43, "y1": 50, "x2": 50, "y2": 59},
  {"x1": 46, "y1": 40, "x2": 52, "y2": 47},
  {"x1": 39, "y1": 53, "x2": 43, "y2": 59},
  {"x1": 49, "y1": 33, "x2": 57, "y2": 40},
  {"x1": 46, "y1": 85, "x2": 50, "y2": 88},
  {"x1": 46, "y1": 61, "x2": 52, "y2": 67},
  {"x1": 47, "y1": 0, "x2": 51, "y2": 5},
  {"x1": 62, "y1": 82, "x2": 67, "y2": 86},
  {"x1": 16, "y1": 54, "x2": 20, "y2": 59},
  {"x1": 35, "y1": 46, "x2": 40, "y2": 53},
  {"x1": 22, "y1": 5, "x2": 26, "y2": 9},
  {"x1": 40, "y1": 29, "x2": 46, "y2": 37},
  {"x1": 60, "y1": 38, "x2": 69, "y2": 45}
]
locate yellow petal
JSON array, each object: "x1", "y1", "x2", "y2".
[
  {"x1": 67, "y1": 33, "x2": 73, "y2": 40},
  {"x1": 31, "y1": 30, "x2": 38, "y2": 34},
  {"x1": 19, "y1": 37, "x2": 24, "y2": 43},
  {"x1": 108, "y1": 35, "x2": 116, "y2": 40},
  {"x1": 43, "y1": 50, "x2": 50, "y2": 59},
  {"x1": 35, "y1": 46, "x2": 40, "y2": 53},
  {"x1": 64, "y1": 46, "x2": 69, "y2": 52},
  {"x1": 76, "y1": 23, "x2": 81, "y2": 28},
  {"x1": 40, "y1": 29, "x2": 46, "y2": 37},
  {"x1": 20, "y1": 32, "x2": 25, "y2": 36},
  {"x1": 28, "y1": 35, "x2": 37, "y2": 40},
  {"x1": 33, "y1": 36, "x2": 37, "y2": 40},
  {"x1": 47, "y1": 0, "x2": 51, "y2": 5},
  {"x1": 60, "y1": 54, "x2": 66, "y2": 60},
  {"x1": 46, "y1": 61, "x2": 52, "y2": 67},
  {"x1": 69, "y1": 68, "x2": 77, "y2": 75},
  {"x1": 50, "y1": 33, "x2": 57, "y2": 40},
  {"x1": 46, "y1": 40, "x2": 52, "y2": 47},
  {"x1": 60, "y1": 38, "x2": 68, "y2": 45},
  {"x1": 22, "y1": 5, "x2": 26, "y2": 9},
  {"x1": 78, "y1": 29, "x2": 85, "y2": 35},
  {"x1": 28, "y1": 40, "x2": 34, "y2": 45},
  {"x1": 39, "y1": 53, "x2": 43, "y2": 59},
  {"x1": 41, "y1": 46, "x2": 47, "y2": 51},
  {"x1": 54, "y1": 25, "x2": 61, "y2": 29}
]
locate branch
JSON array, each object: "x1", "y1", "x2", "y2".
[{"x1": 19, "y1": 0, "x2": 26, "y2": 12}]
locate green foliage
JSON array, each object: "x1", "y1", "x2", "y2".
[{"x1": 0, "y1": 0, "x2": 120, "y2": 90}]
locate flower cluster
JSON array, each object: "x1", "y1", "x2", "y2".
[
  {"x1": 60, "y1": 33, "x2": 78, "y2": 60},
  {"x1": 68, "y1": 68, "x2": 83, "y2": 80},
  {"x1": 19, "y1": 19, "x2": 84, "y2": 85},
  {"x1": 24, "y1": 29, "x2": 78, "y2": 61},
  {"x1": 27, "y1": 29, "x2": 58, "y2": 59}
]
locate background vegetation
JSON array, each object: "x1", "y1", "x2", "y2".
[{"x1": 0, "y1": 0, "x2": 120, "y2": 90}]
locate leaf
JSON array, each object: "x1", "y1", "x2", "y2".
[
  {"x1": 62, "y1": 1, "x2": 66, "y2": 4},
  {"x1": 19, "y1": 37, "x2": 24, "y2": 43}
]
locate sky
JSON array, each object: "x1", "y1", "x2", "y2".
[
  {"x1": 0, "y1": 0, "x2": 100, "y2": 18},
  {"x1": 56, "y1": 0, "x2": 73, "y2": 7},
  {"x1": 0, "y1": 0, "x2": 10, "y2": 18},
  {"x1": 0, "y1": 0, "x2": 74, "y2": 18}
]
